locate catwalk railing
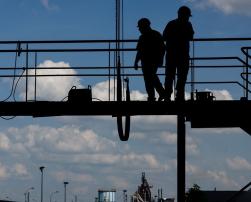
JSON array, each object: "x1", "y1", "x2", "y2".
[{"x1": 0, "y1": 38, "x2": 250, "y2": 102}]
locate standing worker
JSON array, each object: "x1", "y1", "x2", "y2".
[
  {"x1": 163, "y1": 6, "x2": 194, "y2": 101},
  {"x1": 134, "y1": 18, "x2": 166, "y2": 101}
]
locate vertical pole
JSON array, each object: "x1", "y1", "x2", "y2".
[
  {"x1": 190, "y1": 41, "x2": 195, "y2": 100},
  {"x1": 246, "y1": 48, "x2": 249, "y2": 100},
  {"x1": 26, "y1": 44, "x2": 29, "y2": 102},
  {"x1": 108, "y1": 42, "x2": 111, "y2": 101},
  {"x1": 39, "y1": 166, "x2": 45, "y2": 202},
  {"x1": 64, "y1": 183, "x2": 66, "y2": 202},
  {"x1": 64, "y1": 182, "x2": 69, "y2": 202},
  {"x1": 177, "y1": 114, "x2": 186, "y2": 202},
  {"x1": 35, "y1": 52, "x2": 37, "y2": 101},
  {"x1": 116, "y1": 0, "x2": 122, "y2": 102}
]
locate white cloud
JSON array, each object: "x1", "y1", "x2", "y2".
[
  {"x1": 186, "y1": 162, "x2": 239, "y2": 189},
  {"x1": 0, "y1": 163, "x2": 9, "y2": 180},
  {"x1": 130, "y1": 90, "x2": 147, "y2": 100},
  {"x1": 131, "y1": 132, "x2": 147, "y2": 140},
  {"x1": 41, "y1": 0, "x2": 49, "y2": 8},
  {"x1": 92, "y1": 79, "x2": 115, "y2": 101},
  {"x1": 19, "y1": 60, "x2": 83, "y2": 101},
  {"x1": 92, "y1": 79, "x2": 147, "y2": 101},
  {"x1": 68, "y1": 152, "x2": 161, "y2": 170},
  {"x1": 12, "y1": 163, "x2": 29, "y2": 177},
  {"x1": 40, "y1": 0, "x2": 59, "y2": 10},
  {"x1": 192, "y1": 127, "x2": 241, "y2": 135},
  {"x1": 186, "y1": 162, "x2": 200, "y2": 174},
  {"x1": 9, "y1": 125, "x2": 116, "y2": 154},
  {"x1": 107, "y1": 176, "x2": 129, "y2": 189},
  {"x1": 160, "y1": 132, "x2": 177, "y2": 145},
  {"x1": 205, "y1": 89, "x2": 233, "y2": 100},
  {"x1": 226, "y1": 156, "x2": 251, "y2": 171},
  {"x1": 206, "y1": 170, "x2": 239, "y2": 188},
  {"x1": 132, "y1": 115, "x2": 177, "y2": 125},
  {"x1": 1, "y1": 125, "x2": 166, "y2": 171},
  {"x1": 186, "y1": 136, "x2": 200, "y2": 155},
  {"x1": 0, "y1": 133, "x2": 11, "y2": 151},
  {"x1": 54, "y1": 171, "x2": 93, "y2": 183},
  {"x1": 121, "y1": 153, "x2": 160, "y2": 169},
  {"x1": 190, "y1": 0, "x2": 251, "y2": 16}
]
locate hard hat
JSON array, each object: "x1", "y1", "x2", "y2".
[
  {"x1": 178, "y1": 6, "x2": 192, "y2": 17},
  {"x1": 137, "y1": 18, "x2": 151, "y2": 28}
]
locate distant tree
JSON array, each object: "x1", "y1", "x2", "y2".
[{"x1": 185, "y1": 184, "x2": 207, "y2": 202}]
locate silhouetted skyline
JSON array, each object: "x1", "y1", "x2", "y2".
[{"x1": 0, "y1": 1, "x2": 250, "y2": 202}]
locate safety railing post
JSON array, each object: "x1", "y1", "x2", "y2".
[
  {"x1": 190, "y1": 41, "x2": 195, "y2": 100},
  {"x1": 34, "y1": 52, "x2": 37, "y2": 101},
  {"x1": 108, "y1": 42, "x2": 111, "y2": 101},
  {"x1": 26, "y1": 43, "x2": 29, "y2": 102},
  {"x1": 246, "y1": 48, "x2": 249, "y2": 100}
]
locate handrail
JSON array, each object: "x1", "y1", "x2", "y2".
[
  {"x1": 0, "y1": 37, "x2": 250, "y2": 100},
  {"x1": 0, "y1": 37, "x2": 250, "y2": 140},
  {"x1": 226, "y1": 181, "x2": 251, "y2": 202},
  {"x1": 0, "y1": 37, "x2": 250, "y2": 44}
]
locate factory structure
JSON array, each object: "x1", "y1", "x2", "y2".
[
  {"x1": 95, "y1": 173, "x2": 251, "y2": 202},
  {"x1": 96, "y1": 173, "x2": 174, "y2": 202}
]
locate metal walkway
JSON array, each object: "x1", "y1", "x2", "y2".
[{"x1": 0, "y1": 38, "x2": 251, "y2": 202}]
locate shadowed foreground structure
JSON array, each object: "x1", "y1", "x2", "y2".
[{"x1": 0, "y1": 38, "x2": 251, "y2": 202}]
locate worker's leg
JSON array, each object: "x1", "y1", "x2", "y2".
[
  {"x1": 176, "y1": 57, "x2": 189, "y2": 101},
  {"x1": 165, "y1": 54, "x2": 176, "y2": 100}
]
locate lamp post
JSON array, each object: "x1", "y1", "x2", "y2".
[
  {"x1": 25, "y1": 187, "x2": 34, "y2": 202},
  {"x1": 123, "y1": 190, "x2": 127, "y2": 202},
  {"x1": 64, "y1": 182, "x2": 69, "y2": 202},
  {"x1": 50, "y1": 191, "x2": 59, "y2": 202},
  {"x1": 39, "y1": 166, "x2": 45, "y2": 202}
]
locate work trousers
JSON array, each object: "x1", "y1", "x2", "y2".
[
  {"x1": 165, "y1": 53, "x2": 190, "y2": 100},
  {"x1": 142, "y1": 63, "x2": 165, "y2": 101}
]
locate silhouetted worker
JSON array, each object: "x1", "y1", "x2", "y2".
[
  {"x1": 134, "y1": 18, "x2": 166, "y2": 101},
  {"x1": 163, "y1": 6, "x2": 194, "y2": 101}
]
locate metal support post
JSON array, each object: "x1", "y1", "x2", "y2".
[
  {"x1": 246, "y1": 48, "x2": 249, "y2": 100},
  {"x1": 177, "y1": 114, "x2": 186, "y2": 202}
]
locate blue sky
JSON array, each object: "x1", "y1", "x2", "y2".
[{"x1": 0, "y1": 0, "x2": 251, "y2": 202}]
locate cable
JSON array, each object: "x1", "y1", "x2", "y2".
[
  {"x1": 13, "y1": 68, "x2": 25, "y2": 101},
  {"x1": 0, "y1": 43, "x2": 21, "y2": 120},
  {"x1": 0, "y1": 44, "x2": 19, "y2": 102},
  {"x1": 0, "y1": 116, "x2": 16, "y2": 120},
  {"x1": 92, "y1": 98, "x2": 103, "y2": 101}
]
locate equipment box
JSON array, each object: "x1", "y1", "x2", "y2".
[{"x1": 68, "y1": 86, "x2": 92, "y2": 103}]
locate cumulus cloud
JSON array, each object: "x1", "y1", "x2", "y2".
[
  {"x1": 92, "y1": 79, "x2": 147, "y2": 101},
  {"x1": 186, "y1": 162, "x2": 200, "y2": 174},
  {"x1": 206, "y1": 170, "x2": 239, "y2": 188},
  {"x1": 19, "y1": 60, "x2": 83, "y2": 101},
  {"x1": 0, "y1": 125, "x2": 168, "y2": 171},
  {"x1": 54, "y1": 171, "x2": 93, "y2": 183},
  {"x1": 190, "y1": 0, "x2": 251, "y2": 16},
  {"x1": 226, "y1": 156, "x2": 251, "y2": 171},
  {"x1": 0, "y1": 163, "x2": 9, "y2": 180},
  {"x1": 12, "y1": 163, "x2": 30, "y2": 178},
  {"x1": 0, "y1": 133, "x2": 11, "y2": 151},
  {"x1": 160, "y1": 132, "x2": 177, "y2": 145},
  {"x1": 40, "y1": 0, "x2": 59, "y2": 10},
  {"x1": 205, "y1": 89, "x2": 233, "y2": 100},
  {"x1": 132, "y1": 115, "x2": 177, "y2": 125},
  {"x1": 7, "y1": 125, "x2": 116, "y2": 154},
  {"x1": 186, "y1": 136, "x2": 200, "y2": 155},
  {"x1": 186, "y1": 162, "x2": 239, "y2": 189},
  {"x1": 107, "y1": 176, "x2": 129, "y2": 189},
  {"x1": 66, "y1": 152, "x2": 162, "y2": 170}
]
